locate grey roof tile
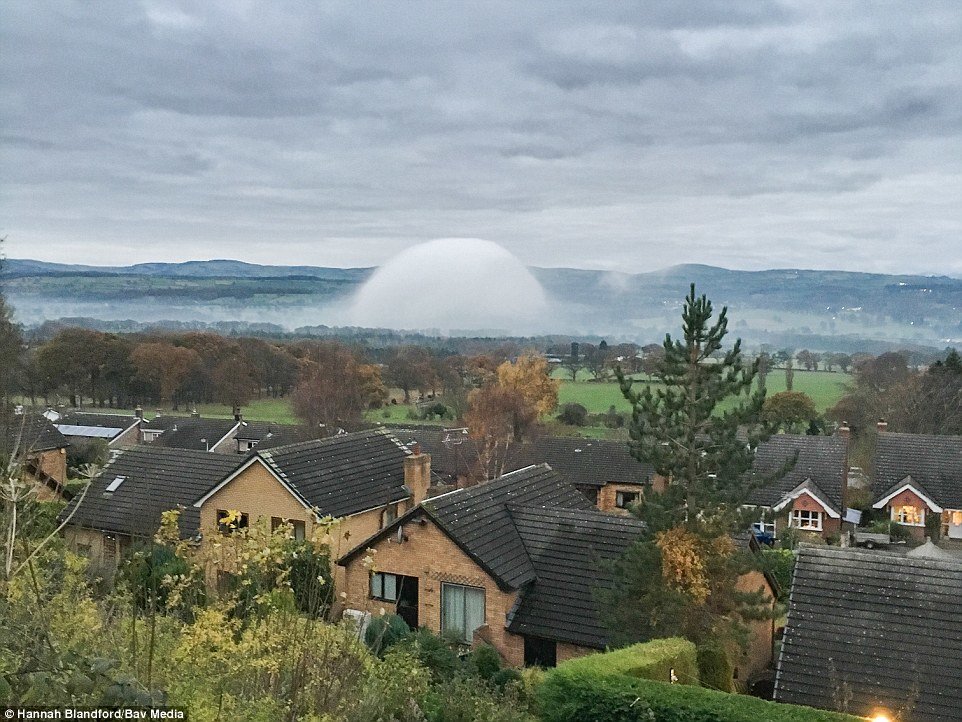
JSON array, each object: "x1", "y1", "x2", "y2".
[
  {"x1": 873, "y1": 433, "x2": 962, "y2": 509},
  {"x1": 746, "y1": 434, "x2": 847, "y2": 509},
  {"x1": 61, "y1": 446, "x2": 242, "y2": 538},
  {"x1": 255, "y1": 428, "x2": 411, "y2": 518},
  {"x1": 774, "y1": 545, "x2": 962, "y2": 722}
]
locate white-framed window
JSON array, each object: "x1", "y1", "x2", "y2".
[
  {"x1": 790, "y1": 509, "x2": 823, "y2": 531},
  {"x1": 370, "y1": 572, "x2": 401, "y2": 602},
  {"x1": 892, "y1": 505, "x2": 925, "y2": 526},
  {"x1": 616, "y1": 491, "x2": 640, "y2": 509},
  {"x1": 441, "y1": 583, "x2": 485, "y2": 643}
]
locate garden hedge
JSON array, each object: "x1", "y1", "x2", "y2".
[
  {"x1": 538, "y1": 668, "x2": 860, "y2": 722},
  {"x1": 553, "y1": 638, "x2": 699, "y2": 686}
]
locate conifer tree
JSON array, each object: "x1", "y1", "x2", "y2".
[{"x1": 615, "y1": 283, "x2": 772, "y2": 531}]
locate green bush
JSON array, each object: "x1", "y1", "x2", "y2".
[
  {"x1": 538, "y1": 668, "x2": 860, "y2": 722},
  {"x1": 421, "y1": 675, "x2": 537, "y2": 722},
  {"x1": 119, "y1": 543, "x2": 202, "y2": 614},
  {"x1": 469, "y1": 643, "x2": 503, "y2": 681},
  {"x1": 759, "y1": 547, "x2": 795, "y2": 602},
  {"x1": 286, "y1": 541, "x2": 334, "y2": 618},
  {"x1": 364, "y1": 614, "x2": 411, "y2": 656},
  {"x1": 402, "y1": 628, "x2": 461, "y2": 681},
  {"x1": 557, "y1": 402, "x2": 588, "y2": 426},
  {"x1": 696, "y1": 641, "x2": 733, "y2": 692},
  {"x1": 555, "y1": 638, "x2": 699, "y2": 686}
]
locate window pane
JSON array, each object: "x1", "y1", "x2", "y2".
[
  {"x1": 442, "y1": 584, "x2": 465, "y2": 637},
  {"x1": 370, "y1": 573, "x2": 381, "y2": 598},
  {"x1": 464, "y1": 587, "x2": 485, "y2": 639},
  {"x1": 293, "y1": 520, "x2": 306, "y2": 542},
  {"x1": 383, "y1": 574, "x2": 398, "y2": 602}
]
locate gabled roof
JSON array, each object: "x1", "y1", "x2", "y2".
[
  {"x1": 506, "y1": 505, "x2": 645, "y2": 648},
  {"x1": 421, "y1": 464, "x2": 595, "y2": 589},
  {"x1": 153, "y1": 418, "x2": 239, "y2": 452},
  {"x1": 775, "y1": 545, "x2": 962, "y2": 722},
  {"x1": 746, "y1": 434, "x2": 847, "y2": 510},
  {"x1": 60, "y1": 446, "x2": 243, "y2": 538},
  {"x1": 195, "y1": 429, "x2": 412, "y2": 519},
  {"x1": 771, "y1": 478, "x2": 842, "y2": 517},
  {"x1": 872, "y1": 475, "x2": 943, "y2": 513},
  {"x1": 1, "y1": 413, "x2": 69, "y2": 456},
  {"x1": 233, "y1": 420, "x2": 321, "y2": 448},
  {"x1": 873, "y1": 433, "x2": 962, "y2": 509},
  {"x1": 391, "y1": 428, "x2": 653, "y2": 488}
]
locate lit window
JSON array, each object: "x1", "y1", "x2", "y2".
[
  {"x1": 616, "y1": 491, "x2": 640, "y2": 509},
  {"x1": 371, "y1": 572, "x2": 400, "y2": 602},
  {"x1": 952, "y1": 511, "x2": 962, "y2": 526},
  {"x1": 441, "y1": 583, "x2": 485, "y2": 643},
  {"x1": 892, "y1": 505, "x2": 924, "y2": 526},
  {"x1": 790, "y1": 509, "x2": 823, "y2": 531}
]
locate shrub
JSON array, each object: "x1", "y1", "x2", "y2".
[
  {"x1": 554, "y1": 638, "x2": 699, "y2": 686},
  {"x1": 285, "y1": 541, "x2": 334, "y2": 618},
  {"x1": 758, "y1": 548, "x2": 795, "y2": 602},
  {"x1": 557, "y1": 402, "x2": 588, "y2": 426},
  {"x1": 119, "y1": 543, "x2": 202, "y2": 614},
  {"x1": 364, "y1": 614, "x2": 410, "y2": 656},
  {"x1": 538, "y1": 668, "x2": 860, "y2": 722},
  {"x1": 402, "y1": 628, "x2": 461, "y2": 681},
  {"x1": 66, "y1": 438, "x2": 109, "y2": 473},
  {"x1": 696, "y1": 641, "x2": 733, "y2": 693},
  {"x1": 469, "y1": 643, "x2": 503, "y2": 681},
  {"x1": 421, "y1": 675, "x2": 537, "y2": 722}
]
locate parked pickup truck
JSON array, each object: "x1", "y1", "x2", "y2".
[{"x1": 851, "y1": 530, "x2": 901, "y2": 549}]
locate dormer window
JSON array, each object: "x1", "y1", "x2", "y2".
[{"x1": 616, "y1": 491, "x2": 640, "y2": 509}]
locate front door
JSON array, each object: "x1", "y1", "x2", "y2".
[
  {"x1": 396, "y1": 575, "x2": 419, "y2": 629},
  {"x1": 949, "y1": 510, "x2": 962, "y2": 540}
]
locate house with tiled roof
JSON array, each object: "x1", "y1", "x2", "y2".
[
  {"x1": 744, "y1": 433, "x2": 850, "y2": 540},
  {"x1": 391, "y1": 428, "x2": 655, "y2": 514},
  {"x1": 775, "y1": 545, "x2": 962, "y2": 721},
  {"x1": 339, "y1": 463, "x2": 645, "y2": 666},
  {"x1": 53, "y1": 410, "x2": 141, "y2": 449},
  {"x1": 61, "y1": 446, "x2": 243, "y2": 567},
  {"x1": 871, "y1": 431, "x2": 962, "y2": 541},
  {"x1": 1, "y1": 411, "x2": 70, "y2": 499},
  {"x1": 151, "y1": 416, "x2": 241, "y2": 452},
  {"x1": 62, "y1": 429, "x2": 431, "y2": 583}
]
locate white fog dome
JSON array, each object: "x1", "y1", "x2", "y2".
[{"x1": 347, "y1": 238, "x2": 548, "y2": 332}]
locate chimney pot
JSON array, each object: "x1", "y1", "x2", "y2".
[
  {"x1": 877, "y1": 418, "x2": 888, "y2": 432},
  {"x1": 135, "y1": 406, "x2": 144, "y2": 420},
  {"x1": 838, "y1": 422, "x2": 851, "y2": 438}
]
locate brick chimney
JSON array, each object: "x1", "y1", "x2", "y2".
[
  {"x1": 837, "y1": 421, "x2": 850, "y2": 439},
  {"x1": 404, "y1": 443, "x2": 432, "y2": 506},
  {"x1": 838, "y1": 422, "x2": 851, "y2": 511},
  {"x1": 233, "y1": 405, "x2": 242, "y2": 422},
  {"x1": 877, "y1": 418, "x2": 888, "y2": 433},
  {"x1": 134, "y1": 406, "x2": 144, "y2": 421}
]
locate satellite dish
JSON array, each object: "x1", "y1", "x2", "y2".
[{"x1": 396, "y1": 525, "x2": 404, "y2": 544}]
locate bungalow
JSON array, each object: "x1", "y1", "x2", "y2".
[
  {"x1": 152, "y1": 417, "x2": 241, "y2": 452},
  {"x1": 871, "y1": 431, "x2": 962, "y2": 541},
  {"x1": 1, "y1": 412, "x2": 71, "y2": 499},
  {"x1": 392, "y1": 429, "x2": 655, "y2": 514},
  {"x1": 775, "y1": 545, "x2": 962, "y2": 721},
  {"x1": 338, "y1": 463, "x2": 644, "y2": 667},
  {"x1": 744, "y1": 433, "x2": 849, "y2": 541}
]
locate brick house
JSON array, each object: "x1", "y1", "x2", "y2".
[
  {"x1": 2, "y1": 412, "x2": 71, "y2": 499},
  {"x1": 744, "y1": 433, "x2": 849, "y2": 541},
  {"x1": 392, "y1": 429, "x2": 654, "y2": 514},
  {"x1": 871, "y1": 431, "x2": 962, "y2": 541},
  {"x1": 339, "y1": 463, "x2": 645, "y2": 666},
  {"x1": 62, "y1": 429, "x2": 430, "y2": 585}
]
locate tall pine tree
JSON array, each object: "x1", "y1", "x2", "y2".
[{"x1": 615, "y1": 283, "x2": 771, "y2": 531}]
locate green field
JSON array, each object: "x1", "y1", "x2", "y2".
[
  {"x1": 558, "y1": 369, "x2": 850, "y2": 415},
  {"x1": 167, "y1": 369, "x2": 849, "y2": 432}
]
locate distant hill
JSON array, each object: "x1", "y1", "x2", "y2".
[
  {"x1": 0, "y1": 258, "x2": 372, "y2": 281},
  {"x1": 2, "y1": 258, "x2": 960, "y2": 348}
]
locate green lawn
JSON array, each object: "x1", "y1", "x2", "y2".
[
  {"x1": 187, "y1": 397, "x2": 299, "y2": 424},
  {"x1": 558, "y1": 369, "x2": 850, "y2": 415}
]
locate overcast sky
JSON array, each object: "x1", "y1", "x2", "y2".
[{"x1": 2, "y1": 2, "x2": 961, "y2": 275}]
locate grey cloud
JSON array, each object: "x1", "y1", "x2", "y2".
[{"x1": 1, "y1": 1, "x2": 960, "y2": 276}]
